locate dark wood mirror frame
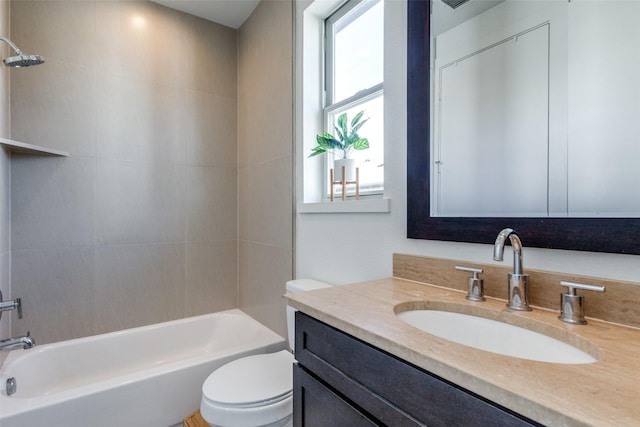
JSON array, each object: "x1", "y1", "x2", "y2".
[{"x1": 406, "y1": 0, "x2": 640, "y2": 255}]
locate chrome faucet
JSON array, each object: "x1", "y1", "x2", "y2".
[
  {"x1": 0, "y1": 331, "x2": 35, "y2": 351},
  {"x1": 493, "y1": 228, "x2": 531, "y2": 311}
]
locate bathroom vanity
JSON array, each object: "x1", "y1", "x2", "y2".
[
  {"x1": 293, "y1": 312, "x2": 538, "y2": 426},
  {"x1": 286, "y1": 262, "x2": 640, "y2": 426}
]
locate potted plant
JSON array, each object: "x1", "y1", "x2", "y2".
[{"x1": 309, "y1": 110, "x2": 370, "y2": 182}]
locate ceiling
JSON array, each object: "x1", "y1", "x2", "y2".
[
  {"x1": 152, "y1": 0, "x2": 504, "y2": 32},
  {"x1": 151, "y1": 0, "x2": 261, "y2": 29},
  {"x1": 432, "y1": 0, "x2": 504, "y2": 36}
]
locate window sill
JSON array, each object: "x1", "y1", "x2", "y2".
[{"x1": 297, "y1": 198, "x2": 391, "y2": 214}]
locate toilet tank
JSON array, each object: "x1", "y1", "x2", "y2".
[{"x1": 285, "y1": 279, "x2": 333, "y2": 352}]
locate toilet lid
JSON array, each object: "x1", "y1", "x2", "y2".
[{"x1": 203, "y1": 350, "x2": 294, "y2": 407}]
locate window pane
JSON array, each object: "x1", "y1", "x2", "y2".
[
  {"x1": 327, "y1": 94, "x2": 384, "y2": 194},
  {"x1": 333, "y1": 0, "x2": 384, "y2": 103}
]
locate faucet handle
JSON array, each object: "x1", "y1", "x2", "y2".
[
  {"x1": 558, "y1": 281, "x2": 605, "y2": 325},
  {"x1": 16, "y1": 298, "x2": 22, "y2": 319},
  {"x1": 0, "y1": 291, "x2": 22, "y2": 320},
  {"x1": 455, "y1": 266, "x2": 485, "y2": 302}
]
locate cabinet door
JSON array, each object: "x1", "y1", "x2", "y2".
[{"x1": 293, "y1": 364, "x2": 377, "y2": 427}]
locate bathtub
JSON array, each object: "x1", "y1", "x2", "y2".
[{"x1": 0, "y1": 309, "x2": 286, "y2": 427}]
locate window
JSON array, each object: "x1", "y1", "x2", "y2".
[{"x1": 324, "y1": 0, "x2": 384, "y2": 197}]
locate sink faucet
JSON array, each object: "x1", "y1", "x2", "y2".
[
  {"x1": 493, "y1": 228, "x2": 531, "y2": 311},
  {"x1": 0, "y1": 331, "x2": 35, "y2": 351}
]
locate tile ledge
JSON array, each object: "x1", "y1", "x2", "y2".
[
  {"x1": 298, "y1": 198, "x2": 391, "y2": 214},
  {"x1": 0, "y1": 137, "x2": 68, "y2": 156}
]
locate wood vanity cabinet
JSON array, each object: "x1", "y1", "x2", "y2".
[{"x1": 293, "y1": 312, "x2": 541, "y2": 427}]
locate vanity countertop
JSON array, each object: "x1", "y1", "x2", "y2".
[{"x1": 286, "y1": 278, "x2": 640, "y2": 427}]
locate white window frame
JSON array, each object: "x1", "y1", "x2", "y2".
[{"x1": 322, "y1": 0, "x2": 384, "y2": 199}]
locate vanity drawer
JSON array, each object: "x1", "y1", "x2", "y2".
[{"x1": 294, "y1": 312, "x2": 539, "y2": 427}]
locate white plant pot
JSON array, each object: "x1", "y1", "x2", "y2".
[{"x1": 334, "y1": 158, "x2": 356, "y2": 182}]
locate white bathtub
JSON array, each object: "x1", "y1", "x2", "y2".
[{"x1": 0, "y1": 309, "x2": 286, "y2": 427}]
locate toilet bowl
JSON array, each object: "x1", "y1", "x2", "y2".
[
  {"x1": 200, "y1": 279, "x2": 332, "y2": 427},
  {"x1": 201, "y1": 350, "x2": 294, "y2": 427}
]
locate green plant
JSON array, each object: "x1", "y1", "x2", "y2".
[{"x1": 309, "y1": 111, "x2": 370, "y2": 159}]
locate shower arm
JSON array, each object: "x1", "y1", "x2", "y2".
[
  {"x1": 0, "y1": 36, "x2": 44, "y2": 67},
  {"x1": 0, "y1": 36, "x2": 24, "y2": 55}
]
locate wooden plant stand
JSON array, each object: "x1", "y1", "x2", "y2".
[{"x1": 330, "y1": 166, "x2": 359, "y2": 201}]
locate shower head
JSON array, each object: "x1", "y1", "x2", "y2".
[
  {"x1": 3, "y1": 54, "x2": 45, "y2": 67},
  {"x1": 0, "y1": 36, "x2": 44, "y2": 67}
]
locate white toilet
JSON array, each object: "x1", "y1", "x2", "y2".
[{"x1": 200, "y1": 279, "x2": 333, "y2": 427}]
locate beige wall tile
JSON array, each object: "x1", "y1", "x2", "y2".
[
  {"x1": 176, "y1": 11, "x2": 237, "y2": 97},
  {"x1": 239, "y1": 240, "x2": 290, "y2": 337},
  {"x1": 183, "y1": 90, "x2": 237, "y2": 168},
  {"x1": 186, "y1": 165, "x2": 237, "y2": 243},
  {"x1": 11, "y1": 156, "x2": 96, "y2": 250},
  {"x1": 238, "y1": 0, "x2": 294, "y2": 339},
  {"x1": 95, "y1": 243, "x2": 185, "y2": 334},
  {"x1": 96, "y1": 159, "x2": 185, "y2": 245},
  {"x1": 186, "y1": 241, "x2": 237, "y2": 316},
  {"x1": 0, "y1": 0, "x2": 9, "y2": 139},
  {"x1": 238, "y1": 0, "x2": 293, "y2": 168},
  {"x1": 239, "y1": 156, "x2": 292, "y2": 248},
  {"x1": 0, "y1": 252, "x2": 11, "y2": 342},
  {"x1": 95, "y1": 0, "x2": 182, "y2": 88},
  {"x1": 96, "y1": 70, "x2": 185, "y2": 165},
  {"x1": 0, "y1": 0, "x2": 10, "y2": 361},
  {"x1": 10, "y1": 60, "x2": 96, "y2": 156},
  {"x1": 12, "y1": 247, "x2": 96, "y2": 344},
  {"x1": 10, "y1": 0, "x2": 96, "y2": 66},
  {"x1": 238, "y1": 166, "x2": 250, "y2": 246},
  {"x1": 0, "y1": 148, "x2": 9, "y2": 254}
]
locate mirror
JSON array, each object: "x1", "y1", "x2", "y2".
[{"x1": 407, "y1": 0, "x2": 640, "y2": 254}]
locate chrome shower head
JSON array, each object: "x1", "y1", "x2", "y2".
[
  {"x1": 3, "y1": 54, "x2": 45, "y2": 67},
  {"x1": 0, "y1": 36, "x2": 44, "y2": 67}
]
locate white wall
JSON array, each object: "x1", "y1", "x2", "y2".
[{"x1": 295, "y1": 0, "x2": 640, "y2": 286}]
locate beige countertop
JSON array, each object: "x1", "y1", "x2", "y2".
[{"x1": 286, "y1": 278, "x2": 640, "y2": 427}]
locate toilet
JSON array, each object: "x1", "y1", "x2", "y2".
[{"x1": 200, "y1": 279, "x2": 333, "y2": 427}]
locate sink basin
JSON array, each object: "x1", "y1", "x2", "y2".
[{"x1": 397, "y1": 308, "x2": 598, "y2": 364}]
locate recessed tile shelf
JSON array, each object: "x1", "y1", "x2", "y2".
[{"x1": 0, "y1": 137, "x2": 69, "y2": 157}]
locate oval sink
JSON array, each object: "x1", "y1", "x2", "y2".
[{"x1": 397, "y1": 309, "x2": 598, "y2": 364}]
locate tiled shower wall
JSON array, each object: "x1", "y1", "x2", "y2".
[
  {"x1": 0, "y1": 0, "x2": 11, "y2": 352},
  {"x1": 238, "y1": 0, "x2": 293, "y2": 338},
  {"x1": 9, "y1": 1, "x2": 239, "y2": 344}
]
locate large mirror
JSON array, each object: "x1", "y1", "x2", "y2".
[{"x1": 407, "y1": 0, "x2": 640, "y2": 254}]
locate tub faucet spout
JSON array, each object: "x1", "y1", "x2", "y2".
[
  {"x1": 493, "y1": 228, "x2": 531, "y2": 311},
  {"x1": 0, "y1": 331, "x2": 35, "y2": 351}
]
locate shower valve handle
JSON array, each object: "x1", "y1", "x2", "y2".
[{"x1": 0, "y1": 291, "x2": 22, "y2": 319}]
